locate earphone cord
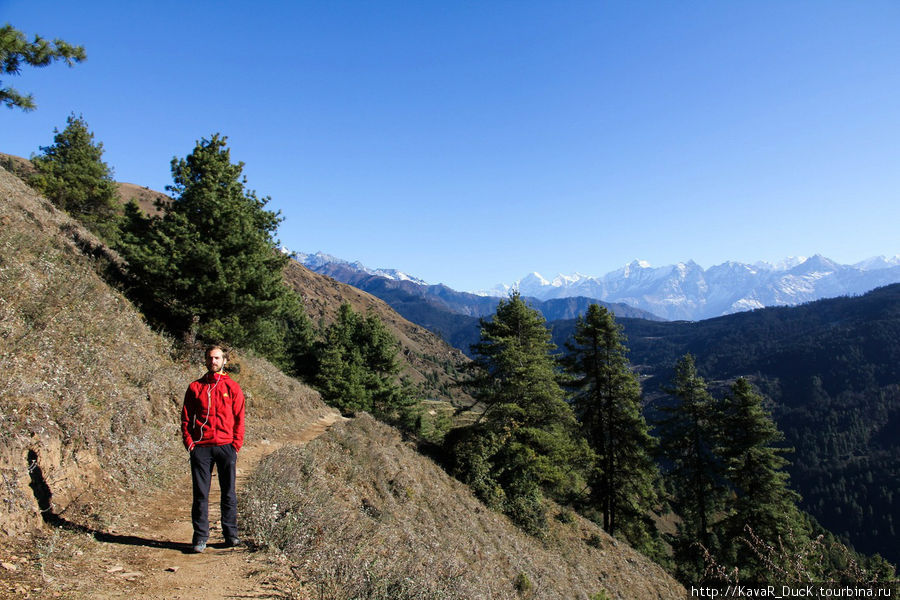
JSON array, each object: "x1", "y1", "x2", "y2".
[{"x1": 193, "y1": 373, "x2": 221, "y2": 444}]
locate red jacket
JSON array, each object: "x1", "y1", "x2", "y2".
[{"x1": 181, "y1": 371, "x2": 245, "y2": 452}]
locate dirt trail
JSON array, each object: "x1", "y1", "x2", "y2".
[{"x1": 64, "y1": 412, "x2": 346, "y2": 600}]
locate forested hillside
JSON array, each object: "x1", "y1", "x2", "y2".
[
  {"x1": 308, "y1": 254, "x2": 899, "y2": 567},
  {"x1": 245, "y1": 414, "x2": 684, "y2": 599},
  {"x1": 552, "y1": 286, "x2": 900, "y2": 564}
]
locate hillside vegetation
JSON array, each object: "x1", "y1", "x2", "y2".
[
  {"x1": 283, "y1": 259, "x2": 471, "y2": 406},
  {"x1": 1, "y1": 166, "x2": 194, "y2": 536},
  {"x1": 0, "y1": 162, "x2": 334, "y2": 516},
  {"x1": 0, "y1": 164, "x2": 683, "y2": 597},
  {"x1": 1, "y1": 148, "x2": 470, "y2": 408},
  {"x1": 244, "y1": 414, "x2": 683, "y2": 600}
]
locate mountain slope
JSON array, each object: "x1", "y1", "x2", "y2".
[
  {"x1": 0, "y1": 151, "x2": 168, "y2": 216},
  {"x1": 0, "y1": 165, "x2": 681, "y2": 598},
  {"x1": 0, "y1": 165, "x2": 196, "y2": 537},
  {"x1": 245, "y1": 413, "x2": 684, "y2": 599},
  {"x1": 0, "y1": 162, "x2": 335, "y2": 512},
  {"x1": 1, "y1": 153, "x2": 471, "y2": 403}
]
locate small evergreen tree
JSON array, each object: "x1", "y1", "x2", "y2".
[
  {"x1": 564, "y1": 304, "x2": 663, "y2": 556},
  {"x1": 315, "y1": 303, "x2": 415, "y2": 424},
  {"x1": 117, "y1": 133, "x2": 313, "y2": 368},
  {"x1": 656, "y1": 354, "x2": 727, "y2": 582},
  {"x1": 1, "y1": 24, "x2": 85, "y2": 111},
  {"x1": 449, "y1": 291, "x2": 589, "y2": 534},
  {"x1": 29, "y1": 114, "x2": 121, "y2": 242}
]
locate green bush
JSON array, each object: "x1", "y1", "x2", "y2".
[{"x1": 514, "y1": 572, "x2": 532, "y2": 595}]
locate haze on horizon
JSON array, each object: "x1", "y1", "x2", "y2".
[{"x1": 3, "y1": 1, "x2": 899, "y2": 292}]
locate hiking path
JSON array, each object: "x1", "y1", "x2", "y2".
[{"x1": 19, "y1": 411, "x2": 346, "y2": 600}]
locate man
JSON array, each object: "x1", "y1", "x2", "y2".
[{"x1": 181, "y1": 345, "x2": 245, "y2": 553}]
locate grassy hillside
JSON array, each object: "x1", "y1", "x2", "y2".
[
  {"x1": 0, "y1": 165, "x2": 330, "y2": 539},
  {"x1": 1, "y1": 165, "x2": 683, "y2": 597},
  {"x1": 1, "y1": 166, "x2": 184, "y2": 536},
  {"x1": 244, "y1": 413, "x2": 684, "y2": 600},
  {"x1": 1, "y1": 151, "x2": 166, "y2": 219}
]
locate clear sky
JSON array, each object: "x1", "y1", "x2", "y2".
[{"x1": 3, "y1": 1, "x2": 899, "y2": 291}]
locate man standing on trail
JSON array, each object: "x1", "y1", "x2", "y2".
[{"x1": 181, "y1": 345, "x2": 245, "y2": 553}]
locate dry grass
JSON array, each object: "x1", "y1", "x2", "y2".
[
  {"x1": 0, "y1": 167, "x2": 329, "y2": 535},
  {"x1": 242, "y1": 414, "x2": 685, "y2": 600},
  {"x1": 0, "y1": 168, "x2": 194, "y2": 532}
]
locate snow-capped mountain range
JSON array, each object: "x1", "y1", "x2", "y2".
[
  {"x1": 293, "y1": 251, "x2": 428, "y2": 285},
  {"x1": 480, "y1": 255, "x2": 900, "y2": 321},
  {"x1": 295, "y1": 251, "x2": 900, "y2": 322}
]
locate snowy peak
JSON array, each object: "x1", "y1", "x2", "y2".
[
  {"x1": 854, "y1": 255, "x2": 900, "y2": 270},
  {"x1": 622, "y1": 259, "x2": 652, "y2": 277},
  {"x1": 293, "y1": 251, "x2": 429, "y2": 285},
  {"x1": 491, "y1": 255, "x2": 900, "y2": 321},
  {"x1": 520, "y1": 272, "x2": 550, "y2": 286},
  {"x1": 294, "y1": 250, "x2": 900, "y2": 322},
  {"x1": 790, "y1": 254, "x2": 837, "y2": 272},
  {"x1": 551, "y1": 272, "x2": 587, "y2": 287}
]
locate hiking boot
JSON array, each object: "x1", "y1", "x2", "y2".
[
  {"x1": 191, "y1": 540, "x2": 207, "y2": 553},
  {"x1": 224, "y1": 537, "x2": 243, "y2": 548}
]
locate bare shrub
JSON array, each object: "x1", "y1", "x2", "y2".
[{"x1": 701, "y1": 525, "x2": 896, "y2": 587}]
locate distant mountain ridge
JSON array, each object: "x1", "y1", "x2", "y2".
[
  {"x1": 293, "y1": 251, "x2": 663, "y2": 354},
  {"x1": 296, "y1": 251, "x2": 428, "y2": 285},
  {"x1": 295, "y1": 251, "x2": 900, "y2": 322},
  {"x1": 484, "y1": 255, "x2": 900, "y2": 320}
]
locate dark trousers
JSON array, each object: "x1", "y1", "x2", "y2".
[{"x1": 189, "y1": 444, "x2": 238, "y2": 543}]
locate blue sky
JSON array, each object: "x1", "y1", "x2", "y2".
[{"x1": 3, "y1": 1, "x2": 899, "y2": 291}]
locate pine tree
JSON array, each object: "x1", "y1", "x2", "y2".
[
  {"x1": 315, "y1": 303, "x2": 415, "y2": 423},
  {"x1": 656, "y1": 354, "x2": 727, "y2": 581},
  {"x1": 450, "y1": 291, "x2": 589, "y2": 534},
  {"x1": 564, "y1": 304, "x2": 662, "y2": 555},
  {"x1": 29, "y1": 114, "x2": 121, "y2": 242},
  {"x1": 1, "y1": 24, "x2": 85, "y2": 111},
  {"x1": 717, "y1": 377, "x2": 808, "y2": 578},
  {"x1": 117, "y1": 133, "x2": 313, "y2": 368}
]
